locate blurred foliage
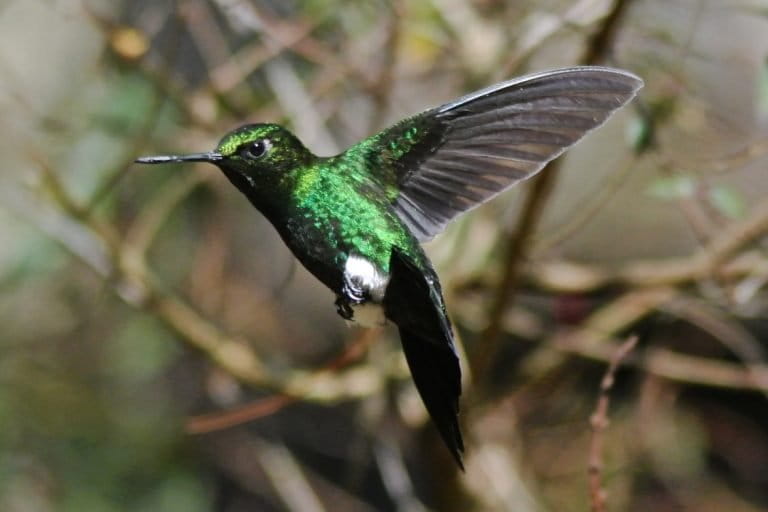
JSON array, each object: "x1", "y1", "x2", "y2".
[{"x1": 2, "y1": 0, "x2": 768, "y2": 511}]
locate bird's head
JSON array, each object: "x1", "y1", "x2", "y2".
[{"x1": 135, "y1": 123, "x2": 316, "y2": 198}]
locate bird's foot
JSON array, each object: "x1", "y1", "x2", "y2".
[{"x1": 335, "y1": 296, "x2": 356, "y2": 321}]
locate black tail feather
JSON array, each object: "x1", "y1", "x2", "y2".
[
  {"x1": 398, "y1": 326, "x2": 464, "y2": 469},
  {"x1": 384, "y1": 247, "x2": 464, "y2": 468}
]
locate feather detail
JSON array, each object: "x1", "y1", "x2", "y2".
[{"x1": 361, "y1": 67, "x2": 643, "y2": 241}]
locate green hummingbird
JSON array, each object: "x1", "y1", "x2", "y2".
[{"x1": 136, "y1": 67, "x2": 642, "y2": 468}]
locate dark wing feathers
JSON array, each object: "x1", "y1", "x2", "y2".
[
  {"x1": 367, "y1": 68, "x2": 642, "y2": 466},
  {"x1": 380, "y1": 67, "x2": 643, "y2": 241},
  {"x1": 383, "y1": 248, "x2": 464, "y2": 468}
]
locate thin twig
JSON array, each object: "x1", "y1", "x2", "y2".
[
  {"x1": 558, "y1": 337, "x2": 768, "y2": 392},
  {"x1": 533, "y1": 154, "x2": 638, "y2": 253},
  {"x1": 9, "y1": 178, "x2": 395, "y2": 405},
  {"x1": 264, "y1": 58, "x2": 339, "y2": 154},
  {"x1": 373, "y1": 432, "x2": 429, "y2": 512},
  {"x1": 186, "y1": 328, "x2": 380, "y2": 433},
  {"x1": 187, "y1": 394, "x2": 295, "y2": 434},
  {"x1": 207, "y1": 19, "x2": 318, "y2": 94},
  {"x1": 255, "y1": 438, "x2": 328, "y2": 512},
  {"x1": 661, "y1": 296, "x2": 768, "y2": 397},
  {"x1": 366, "y1": 0, "x2": 404, "y2": 133},
  {"x1": 123, "y1": 169, "x2": 208, "y2": 260},
  {"x1": 581, "y1": 0, "x2": 634, "y2": 64},
  {"x1": 472, "y1": 160, "x2": 562, "y2": 380},
  {"x1": 518, "y1": 287, "x2": 676, "y2": 382},
  {"x1": 84, "y1": 66, "x2": 175, "y2": 214},
  {"x1": 588, "y1": 335, "x2": 639, "y2": 512}
]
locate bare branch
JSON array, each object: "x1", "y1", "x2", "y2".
[
  {"x1": 528, "y1": 197, "x2": 768, "y2": 293},
  {"x1": 255, "y1": 438, "x2": 328, "y2": 512},
  {"x1": 186, "y1": 329, "x2": 380, "y2": 433},
  {"x1": 471, "y1": 0, "x2": 636, "y2": 384},
  {"x1": 588, "y1": 335, "x2": 639, "y2": 512},
  {"x1": 472, "y1": 159, "x2": 562, "y2": 381}
]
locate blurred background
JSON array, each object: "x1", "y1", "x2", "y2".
[{"x1": 2, "y1": 0, "x2": 768, "y2": 510}]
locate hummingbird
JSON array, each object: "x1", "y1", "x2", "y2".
[{"x1": 136, "y1": 67, "x2": 642, "y2": 469}]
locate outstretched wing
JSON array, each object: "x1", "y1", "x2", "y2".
[
  {"x1": 383, "y1": 248, "x2": 464, "y2": 468},
  {"x1": 365, "y1": 67, "x2": 643, "y2": 241}
]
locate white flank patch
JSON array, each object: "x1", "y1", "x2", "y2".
[
  {"x1": 344, "y1": 254, "x2": 389, "y2": 302},
  {"x1": 343, "y1": 254, "x2": 390, "y2": 327}
]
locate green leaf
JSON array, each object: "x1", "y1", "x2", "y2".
[
  {"x1": 626, "y1": 114, "x2": 652, "y2": 153},
  {"x1": 709, "y1": 185, "x2": 746, "y2": 219},
  {"x1": 646, "y1": 174, "x2": 695, "y2": 200}
]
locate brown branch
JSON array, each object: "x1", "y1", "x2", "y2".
[
  {"x1": 142, "y1": 287, "x2": 388, "y2": 402},
  {"x1": 83, "y1": 69, "x2": 174, "y2": 215},
  {"x1": 640, "y1": 347, "x2": 768, "y2": 391},
  {"x1": 29, "y1": 154, "x2": 121, "y2": 258},
  {"x1": 528, "y1": 196, "x2": 768, "y2": 293},
  {"x1": 84, "y1": 2, "x2": 218, "y2": 129},
  {"x1": 185, "y1": 328, "x2": 380, "y2": 433},
  {"x1": 526, "y1": 253, "x2": 760, "y2": 294},
  {"x1": 187, "y1": 394, "x2": 296, "y2": 434},
  {"x1": 471, "y1": 0, "x2": 635, "y2": 384},
  {"x1": 14, "y1": 167, "x2": 393, "y2": 407},
  {"x1": 123, "y1": 170, "x2": 209, "y2": 260},
  {"x1": 254, "y1": 438, "x2": 327, "y2": 512},
  {"x1": 660, "y1": 296, "x2": 768, "y2": 396},
  {"x1": 582, "y1": 0, "x2": 634, "y2": 65},
  {"x1": 555, "y1": 338, "x2": 768, "y2": 392},
  {"x1": 366, "y1": 0, "x2": 404, "y2": 133},
  {"x1": 518, "y1": 287, "x2": 676, "y2": 382},
  {"x1": 472, "y1": 160, "x2": 562, "y2": 380},
  {"x1": 503, "y1": 279, "x2": 768, "y2": 395},
  {"x1": 588, "y1": 335, "x2": 639, "y2": 512}
]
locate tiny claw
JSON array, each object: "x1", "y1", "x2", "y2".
[{"x1": 335, "y1": 297, "x2": 355, "y2": 321}]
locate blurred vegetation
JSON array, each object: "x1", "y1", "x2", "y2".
[{"x1": 2, "y1": 0, "x2": 768, "y2": 510}]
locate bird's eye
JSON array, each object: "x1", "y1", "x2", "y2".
[{"x1": 243, "y1": 139, "x2": 269, "y2": 159}]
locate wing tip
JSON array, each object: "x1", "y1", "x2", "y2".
[
  {"x1": 548, "y1": 65, "x2": 644, "y2": 90},
  {"x1": 439, "y1": 65, "x2": 644, "y2": 113}
]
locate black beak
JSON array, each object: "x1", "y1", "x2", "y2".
[{"x1": 135, "y1": 152, "x2": 223, "y2": 164}]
